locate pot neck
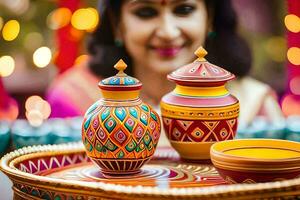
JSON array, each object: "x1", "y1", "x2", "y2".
[{"x1": 174, "y1": 85, "x2": 229, "y2": 97}]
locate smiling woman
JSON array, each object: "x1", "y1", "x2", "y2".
[{"x1": 46, "y1": 0, "x2": 283, "y2": 129}]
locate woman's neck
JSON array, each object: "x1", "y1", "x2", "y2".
[{"x1": 134, "y1": 64, "x2": 175, "y2": 106}]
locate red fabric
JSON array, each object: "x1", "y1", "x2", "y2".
[
  {"x1": 55, "y1": 0, "x2": 81, "y2": 74},
  {"x1": 0, "y1": 78, "x2": 9, "y2": 108}
]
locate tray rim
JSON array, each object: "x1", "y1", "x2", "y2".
[{"x1": 1, "y1": 142, "x2": 300, "y2": 198}]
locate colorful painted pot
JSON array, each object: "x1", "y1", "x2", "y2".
[
  {"x1": 210, "y1": 139, "x2": 300, "y2": 183},
  {"x1": 160, "y1": 47, "x2": 239, "y2": 160},
  {"x1": 82, "y1": 59, "x2": 161, "y2": 175}
]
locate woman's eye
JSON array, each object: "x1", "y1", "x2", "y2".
[
  {"x1": 133, "y1": 7, "x2": 158, "y2": 19},
  {"x1": 173, "y1": 4, "x2": 196, "y2": 16}
]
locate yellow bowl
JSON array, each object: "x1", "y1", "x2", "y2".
[{"x1": 210, "y1": 139, "x2": 300, "y2": 183}]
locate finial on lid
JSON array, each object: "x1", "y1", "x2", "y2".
[
  {"x1": 114, "y1": 59, "x2": 127, "y2": 75},
  {"x1": 194, "y1": 46, "x2": 207, "y2": 61}
]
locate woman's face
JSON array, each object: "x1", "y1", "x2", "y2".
[{"x1": 119, "y1": 0, "x2": 208, "y2": 73}]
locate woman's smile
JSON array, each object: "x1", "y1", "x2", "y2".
[{"x1": 149, "y1": 44, "x2": 184, "y2": 58}]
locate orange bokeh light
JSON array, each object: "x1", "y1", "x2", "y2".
[
  {"x1": 47, "y1": 7, "x2": 72, "y2": 30},
  {"x1": 285, "y1": 14, "x2": 300, "y2": 33},
  {"x1": 287, "y1": 47, "x2": 300, "y2": 66},
  {"x1": 282, "y1": 94, "x2": 300, "y2": 116},
  {"x1": 290, "y1": 77, "x2": 300, "y2": 95}
]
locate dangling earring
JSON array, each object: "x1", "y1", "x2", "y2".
[
  {"x1": 115, "y1": 38, "x2": 124, "y2": 47},
  {"x1": 208, "y1": 31, "x2": 217, "y2": 39}
]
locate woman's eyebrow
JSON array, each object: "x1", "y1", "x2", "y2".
[{"x1": 128, "y1": 0, "x2": 189, "y2": 5}]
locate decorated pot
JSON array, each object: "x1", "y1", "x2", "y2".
[
  {"x1": 82, "y1": 59, "x2": 161, "y2": 175},
  {"x1": 160, "y1": 47, "x2": 239, "y2": 160}
]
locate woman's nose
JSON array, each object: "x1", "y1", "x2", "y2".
[{"x1": 156, "y1": 14, "x2": 180, "y2": 41}]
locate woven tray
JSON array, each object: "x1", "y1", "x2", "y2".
[{"x1": 1, "y1": 143, "x2": 300, "y2": 200}]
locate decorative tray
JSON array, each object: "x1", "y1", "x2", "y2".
[{"x1": 1, "y1": 143, "x2": 300, "y2": 200}]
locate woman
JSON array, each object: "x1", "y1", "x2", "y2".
[{"x1": 47, "y1": 0, "x2": 284, "y2": 128}]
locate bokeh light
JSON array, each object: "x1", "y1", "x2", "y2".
[
  {"x1": 69, "y1": 27, "x2": 84, "y2": 41},
  {"x1": 24, "y1": 32, "x2": 44, "y2": 51},
  {"x1": 287, "y1": 47, "x2": 300, "y2": 65},
  {"x1": 290, "y1": 77, "x2": 300, "y2": 95},
  {"x1": 41, "y1": 100, "x2": 51, "y2": 119},
  {"x1": 2, "y1": 20, "x2": 20, "y2": 41},
  {"x1": 4, "y1": 0, "x2": 30, "y2": 15},
  {"x1": 25, "y1": 95, "x2": 43, "y2": 111},
  {"x1": 264, "y1": 36, "x2": 286, "y2": 62},
  {"x1": 282, "y1": 95, "x2": 300, "y2": 116},
  {"x1": 0, "y1": 56, "x2": 15, "y2": 77},
  {"x1": 26, "y1": 110, "x2": 44, "y2": 127},
  {"x1": 33, "y1": 46, "x2": 52, "y2": 68},
  {"x1": 71, "y1": 8, "x2": 99, "y2": 31},
  {"x1": 285, "y1": 14, "x2": 300, "y2": 33},
  {"x1": 47, "y1": 7, "x2": 72, "y2": 30},
  {"x1": 25, "y1": 96, "x2": 51, "y2": 125},
  {"x1": 75, "y1": 54, "x2": 89, "y2": 65}
]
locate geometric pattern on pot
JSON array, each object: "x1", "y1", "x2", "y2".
[
  {"x1": 82, "y1": 103, "x2": 161, "y2": 160},
  {"x1": 161, "y1": 102, "x2": 240, "y2": 120},
  {"x1": 162, "y1": 118, "x2": 237, "y2": 142}
]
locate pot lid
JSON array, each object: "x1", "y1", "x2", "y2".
[
  {"x1": 168, "y1": 47, "x2": 235, "y2": 86},
  {"x1": 99, "y1": 59, "x2": 142, "y2": 91}
]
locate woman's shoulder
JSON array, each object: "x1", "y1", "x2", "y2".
[
  {"x1": 49, "y1": 62, "x2": 98, "y2": 89},
  {"x1": 46, "y1": 61, "x2": 101, "y2": 117},
  {"x1": 240, "y1": 77, "x2": 271, "y2": 92}
]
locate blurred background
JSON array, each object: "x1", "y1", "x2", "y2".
[
  {"x1": 0, "y1": 0, "x2": 300, "y2": 150},
  {"x1": 0, "y1": 0, "x2": 300, "y2": 151},
  {"x1": 0, "y1": 0, "x2": 300, "y2": 199},
  {"x1": 0, "y1": 0, "x2": 300, "y2": 149}
]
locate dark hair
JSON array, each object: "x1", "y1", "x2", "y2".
[{"x1": 88, "y1": 0, "x2": 252, "y2": 78}]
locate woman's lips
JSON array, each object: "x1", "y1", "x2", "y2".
[{"x1": 154, "y1": 46, "x2": 182, "y2": 57}]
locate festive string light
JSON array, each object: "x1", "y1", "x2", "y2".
[
  {"x1": 2, "y1": 20, "x2": 20, "y2": 41},
  {"x1": 47, "y1": 7, "x2": 72, "y2": 30},
  {"x1": 25, "y1": 95, "x2": 43, "y2": 111},
  {"x1": 4, "y1": 0, "x2": 30, "y2": 15},
  {"x1": 285, "y1": 14, "x2": 300, "y2": 33},
  {"x1": 0, "y1": 56, "x2": 15, "y2": 77},
  {"x1": 290, "y1": 77, "x2": 300, "y2": 95},
  {"x1": 25, "y1": 96, "x2": 51, "y2": 126},
  {"x1": 40, "y1": 100, "x2": 51, "y2": 119},
  {"x1": 287, "y1": 47, "x2": 300, "y2": 65},
  {"x1": 71, "y1": 8, "x2": 99, "y2": 31},
  {"x1": 33, "y1": 46, "x2": 52, "y2": 68},
  {"x1": 86, "y1": 8, "x2": 99, "y2": 32},
  {"x1": 282, "y1": 94, "x2": 300, "y2": 116}
]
